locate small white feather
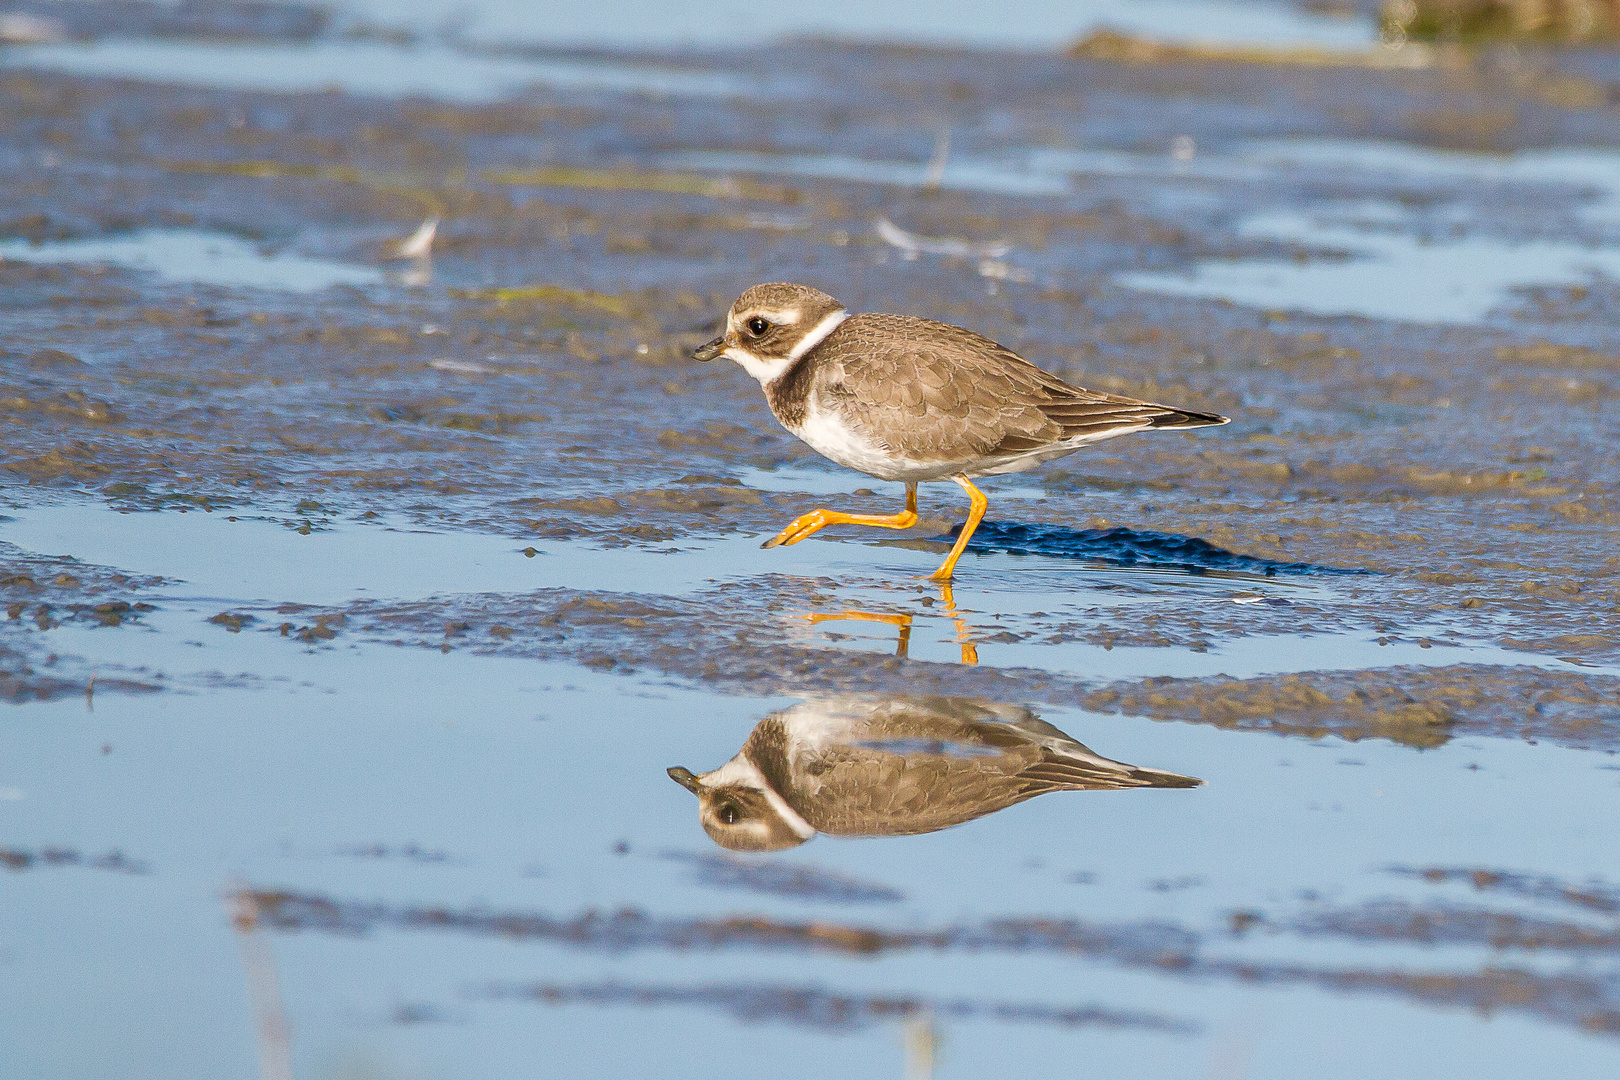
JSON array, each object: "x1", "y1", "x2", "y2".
[{"x1": 397, "y1": 216, "x2": 438, "y2": 259}]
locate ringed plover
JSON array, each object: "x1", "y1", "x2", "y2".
[{"x1": 693, "y1": 283, "x2": 1228, "y2": 579}]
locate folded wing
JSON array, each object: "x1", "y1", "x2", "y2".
[{"x1": 819, "y1": 314, "x2": 1227, "y2": 469}]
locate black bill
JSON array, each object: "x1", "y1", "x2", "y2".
[{"x1": 667, "y1": 766, "x2": 704, "y2": 793}]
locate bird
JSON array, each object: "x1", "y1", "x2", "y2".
[
  {"x1": 692, "y1": 282, "x2": 1229, "y2": 580},
  {"x1": 667, "y1": 695, "x2": 1202, "y2": 852}
]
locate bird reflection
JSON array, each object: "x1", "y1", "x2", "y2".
[
  {"x1": 668, "y1": 695, "x2": 1201, "y2": 851},
  {"x1": 803, "y1": 582, "x2": 979, "y2": 664}
]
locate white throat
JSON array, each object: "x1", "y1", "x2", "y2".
[{"x1": 723, "y1": 308, "x2": 847, "y2": 385}]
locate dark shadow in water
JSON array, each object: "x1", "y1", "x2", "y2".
[
  {"x1": 660, "y1": 850, "x2": 905, "y2": 904},
  {"x1": 668, "y1": 695, "x2": 1200, "y2": 852},
  {"x1": 946, "y1": 521, "x2": 1372, "y2": 577}
]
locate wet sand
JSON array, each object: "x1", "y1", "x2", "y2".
[{"x1": 3, "y1": 16, "x2": 1620, "y2": 1080}]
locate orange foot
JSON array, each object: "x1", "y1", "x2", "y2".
[{"x1": 763, "y1": 484, "x2": 919, "y2": 548}]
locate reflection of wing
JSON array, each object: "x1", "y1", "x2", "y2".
[
  {"x1": 778, "y1": 696, "x2": 1200, "y2": 837},
  {"x1": 1017, "y1": 749, "x2": 1202, "y2": 791},
  {"x1": 795, "y1": 740, "x2": 1045, "y2": 837},
  {"x1": 1002, "y1": 714, "x2": 1203, "y2": 791}
]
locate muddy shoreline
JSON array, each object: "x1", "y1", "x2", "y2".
[{"x1": 4, "y1": 22, "x2": 1620, "y2": 1078}]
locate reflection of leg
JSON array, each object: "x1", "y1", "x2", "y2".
[
  {"x1": 929, "y1": 475, "x2": 988, "y2": 581},
  {"x1": 803, "y1": 611, "x2": 912, "y2": 628},
  {"x1": 803, "y1": 609, "x2": 913, "y2": 659},
  {"x1": 803, "y1": 585, "x2": 974, "y2": 665},
  {"x1": 765, "y1": 483, "x2": 919, "y2": 549},
  {"x1": 938, "y1": 582, "x2": 978, "y2": 665}
]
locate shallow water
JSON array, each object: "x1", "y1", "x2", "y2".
[
  {"x1": 5, "y1": 20, "x2": 1620, "y2": 1080},
  {"x1": 1115, "y1": 141, "x2": 1620, "y2": 324},
  {"x1": 344, "y1": 0, "x2": 1378, "y2": 49},
  {"x1": 7, "y1": 603, "x2": 1620, "y2": 1079},
  {"x1": 14, "y1": 499, "x2": 1604, "y2": 685},
  {"x1": 670, "y1": 142, "x2": 1620, "y2": 326},
  {"x1": 1118, "y1": 207, "x2": 1620, "y2": 324},
  {"x1": 8, "y1": 433, "x2": 1620, "y2": 1064},
  {"x1": 1244, "y1": 140, "x2": 1620, "y2": 228},
  {"x1": 1, "y1": 40, "x2": 773, "y2": 101},
  {"x1": 0, "y1": 230, "x2": 385, "y2": 292}
]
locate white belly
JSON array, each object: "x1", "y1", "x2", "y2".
[{"x1": 789, "y1": 405, "x2": 953, "y2": 483}]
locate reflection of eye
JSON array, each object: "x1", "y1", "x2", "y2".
[
  {"x1": 745, "y1": 317, "x2": 769, "y2": 336},
  {"x1": 718, "y1": 805, "x2": 739, "y2": 825}
]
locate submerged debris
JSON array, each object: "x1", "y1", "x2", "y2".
[
  {"x1": 0, "y1": 846, "x2": 149, "y2": 874},
  {"x1": 478, "y1": 978, "x2": 1197, "y2": 1034},
  {"x1": 1391, "y1": 866, "x2": 1620, "y2": 915},
  {"x1": 246, "y1": 889, "x2": 1620, "y2": 1035}
]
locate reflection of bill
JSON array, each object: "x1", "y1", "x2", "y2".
[
  {"x1": 804, "y1": 582, "x2": 979, "y2": 664},
  {"x1": 668, "y1": 696, "x2": 1201, "y2": 852}
]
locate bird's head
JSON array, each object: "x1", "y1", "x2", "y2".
[{"x1": 691, "y1": 282, "x2": 847, "y2": 384}]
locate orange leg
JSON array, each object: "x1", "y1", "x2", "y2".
[
  {"x1": 764, "y1": 483, "x2": 918, "y2": 549},
  {"x1": 929, "y1": 475, "x2": 988, "y2": 582}
]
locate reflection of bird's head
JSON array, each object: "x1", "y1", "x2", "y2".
[{"x1": 667, "y1": 758, "x2": 813, "y2": 852}]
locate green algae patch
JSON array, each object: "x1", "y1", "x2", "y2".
[
  {"x1": 448, "y1": 283, "x2": 634, "y2": 315},
  {"x1": 1067, "y1": 27, "x2": 1452, "y2": 69},
  {"x1": 1382, "y1": 0, "x2": 1620, "y2": 43}
]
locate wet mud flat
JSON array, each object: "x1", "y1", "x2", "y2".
[{"x1": 3, "y1": 21, "x2": 1620, "y2": 1080}]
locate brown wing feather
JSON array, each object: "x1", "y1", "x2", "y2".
[{"x1": 812, "y1": 314, "x2": 1225, "y2": 466}]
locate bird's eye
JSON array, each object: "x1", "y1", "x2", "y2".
[
  {"x1": 718, "y1": 805, "x2": 739, "y2": 825},
  {"x1": 745, "y1": 317, "x2": 770, "y2": 336}
]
